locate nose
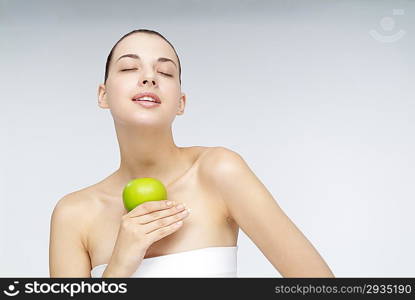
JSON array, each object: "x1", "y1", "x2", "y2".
[
  {"x1": 141, "y1": 78, "x2": 156, "y2": 86},
  {"x1": 139, "y1": 71, "x2": 157, "y2": 87}
]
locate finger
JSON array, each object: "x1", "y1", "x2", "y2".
[
  {"x1": 143, "y1": 208, "x2": 189, "y2": 234},
  {"x1": 136, "y1": 203, "x2": 187, "y2": 224},
  {"x1": 146, "y1": 219, "x2": 184, "y2": 243},
  {"x1": 127, "y1": 200, "x2": 175, "y2": 217}
]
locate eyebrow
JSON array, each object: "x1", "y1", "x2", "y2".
[{"x1": 116, "y1": 54, "x2": 177, "y2": 69}]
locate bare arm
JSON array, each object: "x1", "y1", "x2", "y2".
[
  {"x1": 202, "y1": 147, "x2": 335, "y2": 277},
  {"x1": 49, "y1": 194, "x2": 92, "y2": 277}
]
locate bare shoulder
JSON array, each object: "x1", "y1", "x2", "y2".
[
  {"x1": 197, "y1": 146, "x2": 249, "y2": 221},
  {"x1": 53, "y1": 186, "x2": 97, "y2": 214},
  {"x1": 51, "y1": 186, "x2": 98, "y2": 233},
  {"x1": 49, "y1": 187, "x2": 98, "y2": 276},
  {"x1": 199, "y1": 146, "x2": 247, "y2": 180}
]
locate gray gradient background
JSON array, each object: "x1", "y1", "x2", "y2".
[{"x1": 1, "y1": 0, "x2": 414, "y2": 277}]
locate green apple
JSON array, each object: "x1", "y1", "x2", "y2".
[{"x1": 122, "y1": 177, "x2": 167, "y2": 212}]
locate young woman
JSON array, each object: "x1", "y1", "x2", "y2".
[{"x1": 49, "y1": 29, "x2": 335, "y2": 278}]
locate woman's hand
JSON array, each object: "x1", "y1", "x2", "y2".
[{"x1": 103, "y1": 200, "x2": 190, "y2": 277}]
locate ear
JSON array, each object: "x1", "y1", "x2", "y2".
[
  {"x1": 177, "y1": 92, "x2": 186, "y2": 115},
  {"x1": 98, "y1": 83, "x2": 109, "y2": 109}
]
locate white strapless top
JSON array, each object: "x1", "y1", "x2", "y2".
[{"x1": 90, "y1": 246, "x2": 238, "y2": 278}]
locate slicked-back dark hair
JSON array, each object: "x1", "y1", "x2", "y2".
[{"x1": 104, "y1": 29, "x2": 182, "y2": 84}]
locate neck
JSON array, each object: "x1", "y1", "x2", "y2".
[{"x1": 113, "y1": 122, "x2": 184, "y2": 186}]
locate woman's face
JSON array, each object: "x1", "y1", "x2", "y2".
[{"x1": 98, "y1": 33, "x2": 185, "y2": 128}]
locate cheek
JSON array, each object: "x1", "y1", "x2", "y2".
[
  {"x1": 106, "y1": 80, "x2": 130, "y2": 103},
  {"x1": 163, "y1": 92, "x2": 182, "y2": 111},
  {"x1": 160, "y1": 81, "x2": 181, "y2": 97}
]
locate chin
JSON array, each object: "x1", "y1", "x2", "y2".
[{"x1": 130, "y1": 117, "x2": 169, "y2": 129}]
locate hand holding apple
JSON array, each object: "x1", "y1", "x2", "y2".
[{"x1": 104, "y1": 184, "x2": 190, "y2": 277}]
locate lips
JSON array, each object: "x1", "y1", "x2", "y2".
[
  {"x1": 134, "y1": 100, "x2": 160, "y2": 108},
  {"x1": 131, "y1": 92, "x2": 162, "y2": 104}
]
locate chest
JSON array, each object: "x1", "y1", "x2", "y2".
[{"x1": 86, "y1": 172, "x2": 238, "y2": 268}]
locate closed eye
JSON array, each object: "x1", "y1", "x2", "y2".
[
  {"x1": 120, "y1": 69, "x2": 172, "y2": 77},
  {"x1": 159, "y1": 72, "x2": 172, "y2": 77}
]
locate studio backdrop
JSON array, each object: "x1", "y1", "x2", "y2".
[{"x1": 0, "y1": 0, "x2": 414, "y2": 277}]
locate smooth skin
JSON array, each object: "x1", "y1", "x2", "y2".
[
  {"x1": 201, "y1": 147, "x2": 335, "y2": 277},
  {"x1": 49, "y1": 31, "x2": 334, "y2": 278}
]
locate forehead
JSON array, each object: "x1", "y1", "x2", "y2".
[{"x1": 112, "y1": 33, "x2": 178, "y2": 65}]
